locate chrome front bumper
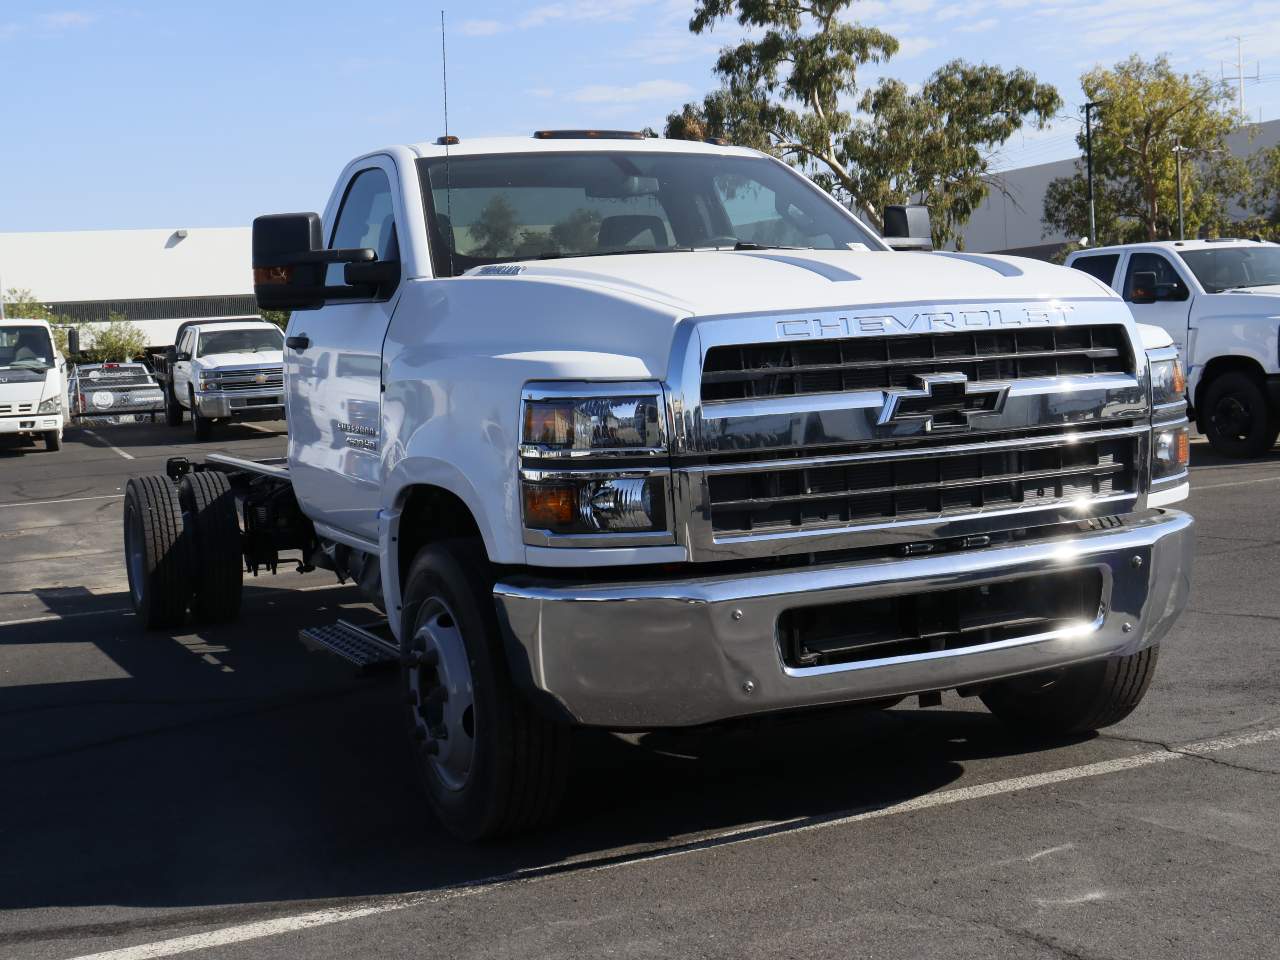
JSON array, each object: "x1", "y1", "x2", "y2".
[
  {"x1": 195, "y1": 390, "x2": 285, "y2": 419},
  {"x1": 494, "y1": 509, "x2": 1194, "y2": 728}
]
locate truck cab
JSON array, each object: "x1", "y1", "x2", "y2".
[
  {"x1": 0, "y1": 318, "x2": 67, "y2": 451},
  {"x1": 159, "y1": 318, "x2": 285, "y2": 440},
  {"x1": 123, "y1": 133, "x2": 1194, "y2": 840},
  {"x1": 1067, "y1": 239, "x2": 1280, "y2": 457}
]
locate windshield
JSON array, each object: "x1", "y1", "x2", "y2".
[
  {"x1": 1178, "y1": 246, "x2": 1280, "y2": 293},
  {"x1": 197, "y1": 328, "x2": 284, "y2": 357},
  {"x1": 417, "y1": 151, "x2": 882, "y2": 276},
  {"x1": 0, "y1": 325, "x2": 54, "y2": 371}
]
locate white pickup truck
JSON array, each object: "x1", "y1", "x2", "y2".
[
  {"x1": 121, "y1": 132, "x2": 1194, "y2": 839},
  {"x1": 153, "y1": 318, "x2": 286, "y2": 440},
  {"x1": 0, "y1": 318, "x2": 67, "y2": 451},
  {"x1": 1066, "y1": 239, "x2": 1280, "y2": 457}
]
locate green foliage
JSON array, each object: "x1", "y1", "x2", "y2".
[
  {"x1": 82, "y1": 315, "x2": 148, "y2": 362},
  {"x1": 260, "y1": 310, "x2": 290, "y2": 329},
  {"x1": 669, "y1": 0, "x2": 1060, "y2": 246},
  {"x1": 1042, "y1": 55, "x2": 1248, "y2": 244},
  {"x1": 1244, "y1": 144, "x2": 1280, "y2": 239},
  {"x1": 3, "y1": 288, "x2": 78, "y2": 354},
  {"x1": 550, "y1": 209, "x2": 602, "y2": 251}
]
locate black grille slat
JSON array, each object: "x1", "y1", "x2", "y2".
[
  {"x1": 701, "y1": 326, "x2": 1131, "y2": 401},
  {"x1": 707, "y1": 437, "x2": 1136, "y2": 535}
]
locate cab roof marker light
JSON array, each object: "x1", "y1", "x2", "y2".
[
  {"x1": 436, "y1": 135, "x2": 459, "y2": 145},
  {"x1": 533, "y1": 130, "x2": 647, "y2": 140}
]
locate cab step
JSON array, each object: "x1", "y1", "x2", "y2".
[{"x1": 299, "y1": 619, "x2": 398, "y2": 672}]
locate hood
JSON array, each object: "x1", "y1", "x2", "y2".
[
  {"x1": 199, "y1": 351, "x2": 284, "y2": 372},
  {"x1": 0, "y1": 368, "x2": 59, "y2": 403},
  {"x1": 479, "y1": 249, "x2": 1117, "y2": 317},
  {"x1": 1221, "y1": 284, "x2": 1280, "y2": 297}
]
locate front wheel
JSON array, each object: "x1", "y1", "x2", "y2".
[
  {"x1": 190, "y1": 389, "x2": 213, "y2": 442},
  {"x1": 43, "y1": 429, "x2": 62, "y2": 451},
  {"x1": 981, "y1": 645, "x2": 1159, "y2": 737},
  {"x1": 164, "y1": 383, "x2": 183, "y2": 426},
  {"x1": 1202, "y1": 371, "x2": 1278, "y2": 458},
  {"x1": 400, "y1": 540, "x2": 572, "y2": 840}
]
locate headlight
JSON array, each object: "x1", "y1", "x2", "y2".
[
  {"x1": 1149, "y1": 355, "x2": 1186, "y2": 406},
  {"x1": 522, "y1": 395, "x2": 663, "y2": 455},
  {"x1": 1151, "y1": 424, "x2": 1190, "y2": 483},
  {"x1": 37, "y1": 396, "x2": 61, "y2": 414},
  {"x1": 523, "y1": 474, "x2": 667, "y2": 534}
]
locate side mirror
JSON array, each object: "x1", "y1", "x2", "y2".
[
  {"x1": 882, "y1": 204, "x2": 934, "y2": 252},
  {"x1": 1154, "y1": 282, "x2": 1188, "y2": 302},
  {"x1": 252, "y1": 212, "x2": 378, "y2": 311},
  {"x1": 67, "y1": 328, "x2": 80, "y2": 356},
  {"x1": 175, "y1": 351, "x2": 191, "y2": 362},
  {"x1": 1130, "y1": 271, "x2": 1158, "y2": 304}
]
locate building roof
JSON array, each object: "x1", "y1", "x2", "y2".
[{"x1": 0, "y1": 227, "x2": 251, "y2": 304}]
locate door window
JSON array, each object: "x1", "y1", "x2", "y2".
[
  {"x1": 1123, "y1": 253, "x2": 1187, "y2": 302},
  {"x1": 326, "y1": 168, "x2": 399, "y2": 287},
  {"x1": 1070, "y1": 254, "x2": 1119, "y2": 290}
]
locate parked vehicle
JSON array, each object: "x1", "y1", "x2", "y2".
[
  {"x1": 1066, "y1": 238, "x2": 1280, "y2": 457},
  {"x1": 69, "y1": 361, "x2": 165, "y2": 420},
  {"x1": 0, "y1": 318, "x2": 67, "y2": 451},
  {"x1": 122, "y1": 133, "x2": 1194, "y2": 839},
  {"x1": 151, "y1": 318, "x2": 285, "y2": 440}
]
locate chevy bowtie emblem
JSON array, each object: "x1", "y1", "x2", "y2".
[
  {"x1": 254, "y1": 372, "x2": 268, "y2": 385},
  {"x1": 877, "y1": 373, "x2": 1008, "y2": 432}
]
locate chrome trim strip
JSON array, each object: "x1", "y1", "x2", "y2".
[{"x1": 523, "y1": 529, "x2": 676, "y2": 548}]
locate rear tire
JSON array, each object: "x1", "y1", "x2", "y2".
[
  {"x1": 1202, "y1": 371, "x2": 1278, "y2": 458},
  {"x1": 43, "y1": 429, "x2": 62, "y2": 451},
  {"x1": 190, "y1": 389, "x2": 213, "y2": 442},
  {"x1": 981, "y1": 645, "x2": 1159, "y2": 737},
  {"x1": 179, "y1": 471, "x2": 243, "y2": 623},
  {"x1": 164, "y1": 384, "x2": 183, "y2": 426},
  {"x1": 123, "y1": 476, "x2": 191, "y2": 629},
  {"x1": 400, "y1": 540, "x2": 572, "y2": 840}
]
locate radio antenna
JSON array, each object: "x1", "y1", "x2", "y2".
[{"x1": 441, "y1": 10, "x2": 456, "y2": 278}]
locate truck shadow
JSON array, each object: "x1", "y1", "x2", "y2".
[
  {"x1": 67, "y1": 419, "x2": 287, "y2": 451},
  {"x1": 0, "y1": 584, "x2": 1088, "y2": 921}
]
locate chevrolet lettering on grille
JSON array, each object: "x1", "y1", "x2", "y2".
[{"x1": 877, "y1": 373, "x2": 1009, "y2": 432}]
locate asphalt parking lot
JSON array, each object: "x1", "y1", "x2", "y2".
[{"x1": 2, "y1": 422, "x2": 1279, "y2": 960}]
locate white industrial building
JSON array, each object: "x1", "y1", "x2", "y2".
[{"x1": 0, "y1": 227, "x2": 256, "y2": 347}]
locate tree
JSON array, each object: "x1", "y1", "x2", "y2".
[
  {"x1": 667, "y1": 0, "x2": 1060, "y2": 245},
  {"x1": 3, "y1": 288, "x2": 79, "y2": 354},
  {"x1": 260, "y1": 310, "x2": 290, "y2": 329},
  {"x1": 1244, "y1": 143, "x2": 1280, "y2": 238},
  {"x1": 83, "y1": 315, "x2": 148, "y2": 362},
  {"x1": 469, "y1": 195, "x2": 520, "y2": 257},
  {"x1": 1043, "y1": 55, "x2": 1248, "y2": 245}
]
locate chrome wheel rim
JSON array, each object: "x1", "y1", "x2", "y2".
[{"x1": 408, "y1": 598, "x2": 475, "y2": 792}]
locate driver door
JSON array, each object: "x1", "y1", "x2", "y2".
[
  {"x1": 172, "y1": 329, "x2": 195, "y2": 405},
  {"x1": 285, "y1": 160, "x2": 404, "y2": 543},
  {"x1": 1121, "y1": 252, "x2": 1194, "y2": 356}
]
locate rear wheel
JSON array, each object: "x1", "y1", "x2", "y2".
[
  {"x1": 190, "y1": 388, "x2": 213, "y2": 442},
  {"x1": 43, "y1": 429, "x2": 62, "y2": 451},
  {"x1": 1203, "y1": 370, "x2": 1278, "y2": 458},
  {"x1": 123, "y1": 476, "x2": 191, "y2": 629},
  {"x1": 179, "y1": 471, "x2": 243, "y2": 623},
  {"x1": 400, "y1": 540, "x2": 572, "y2": 840},
  {"x1": 164, "y1": 383, "x2": 183, "y2": 426},
  {"x1": 981, "y1": 646, "x2": 1159, "y2": 737}
]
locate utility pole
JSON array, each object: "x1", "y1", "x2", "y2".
[
  {"x1": 1173, "y1": 141, "x2": 1189, "y2": 240},
  {"x1": 1084, "y1": 101, "x2": 1101, "y2": 245}
]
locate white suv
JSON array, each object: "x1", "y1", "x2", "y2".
[{"x1": 164, "y1": 320, "x2": 285, "y2": 441}]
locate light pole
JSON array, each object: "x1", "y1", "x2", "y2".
[
  {"x1": 1084, "y1": 101, "x2": 1102, "y2": 245},
  {"x1": 1172, "y1": 142, "x2": 1190, "y2": 240}
]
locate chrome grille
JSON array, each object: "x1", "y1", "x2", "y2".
[
  {"x1": 706, "y1": 435, "x2": 1137, "y2": 535},
  {"x1": 701, "y1": 325, "x2": 1131, "y2": 402},
  {"x1": 215, "y1": 368, "x2": 284, "y2": 392}
]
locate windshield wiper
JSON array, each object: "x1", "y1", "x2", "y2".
[
  {"x1": 728, "y1": 241, "x2": 813, "y2": 251},
  {"x1": 526, "y1": 247, "x2": 695, "y2": 261}
]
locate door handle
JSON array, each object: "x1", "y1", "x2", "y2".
[{"x1": 286, "y1": 334, "x2": 310, "y2": 350}]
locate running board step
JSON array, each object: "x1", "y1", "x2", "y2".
[{"x1": 299, "y1": 619, "x2": 398, "y2": 672}]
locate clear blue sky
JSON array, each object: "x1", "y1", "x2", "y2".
[{"x1": 2, "y1": 0, "x2": 1276, "y2": 232}]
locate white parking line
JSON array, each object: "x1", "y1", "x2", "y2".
[
  {"x1": 61, "y1": 724, "x2": 1280, "y2": 960},
  {"x1": 1195, "y1": 475, "x2": 1280, "y2": 491},
  {"x1": 0, "y1": 607, "x2": 133, "y2": 628},
  {"x1": 82, "y1": 430, "x2": 136, "y2": 460},
  {"x1": 0, "y1": 494, "x2": 124, "y2": 510}
]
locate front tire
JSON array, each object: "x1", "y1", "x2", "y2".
[
  {"x1": 981, "y1": 646, "x2": 1159, "y2": 737},
  {"x1": 123, "y1": 476, "x2": 191, "y2": 629},
  {"x1": 400, "y1": 540, "x2": 571, "y2": 840},
  {"x1": 164, "y1": 383, "x2": 183, "y2": 426},
  {"x1": 1203, "y1": 371, "x2": 1278, "y2": 458},
  {"x1": 190, "y1": 389, "x2": 213, "y2": 442},
  {"x1": 179, "y1": 471, "x2": 243, "y2": 623},
  {"x1": 43, "y1": 429, "x2": 62, "y2": 451}
]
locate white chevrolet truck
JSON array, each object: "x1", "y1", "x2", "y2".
[
  {"x1": 0, "y1": 318, "x2": 67, "y2": 451},
  {"x1": 153, "y1": 318, "x2": 286, "y2": 440},
  {"x1": 121, "y1": 133, "x2": 1194, "y2": 839},
  {"x1": 1067, "y1": 239, "x2": 1280, "y2": 457}
]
